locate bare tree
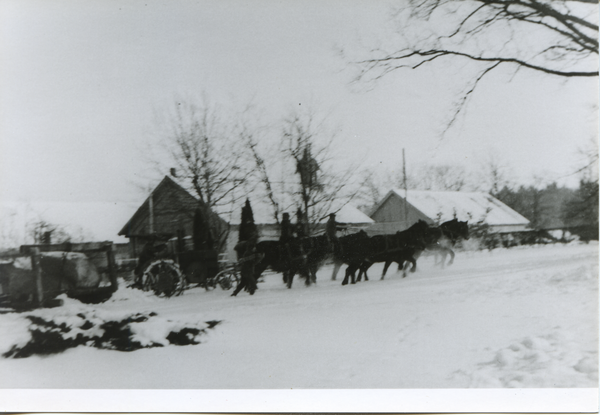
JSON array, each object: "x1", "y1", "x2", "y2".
[
  {"x1": 574, "y1": 136, "x2": 599, "y2": 182},
  {"x1": 28, "y1": 220, "x2": 75, "y2": 245},
  {"x1": 416, "y1": 163, "x2": 468, "y2": 190},
  {"x1": 146, "y1": 98, "x2": 248, "y2": 210},
  {"x1": 244, "y1": 107, "x2": 364, "y2": 234},
  {"x1": 281, "y1": 110, "x2": 338, "y2": 231},
  {"x1": 351, "y1": 0, "x2": 598, "y2": 130},
  {"x1": 479, "y1": 153, "x2": 514, "y2": 195},
  {"x1": 238, "y1": 117, "x2": 282, "y2": 225},
  {"x1": 386, "y1": 162, "x2": 470, "y2": 191},
  {"x1": 354, "y1": 169, "x2": 384, "y2": 214}
]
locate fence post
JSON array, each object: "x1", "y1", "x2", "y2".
[
  {"x1": 30, "y1": 248, "x2": 44, "y2": 307},
  {"x1": 106, "y1": 245, "x2": 119, "y2": 292}
]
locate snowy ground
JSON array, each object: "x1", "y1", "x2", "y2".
[{"x1": 0, "y1": 243, "x2": 597, "y2": 393}]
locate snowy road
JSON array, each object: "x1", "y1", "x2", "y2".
[{"x1": 0, "y1": 243, "x2": 597, "y2": 390}]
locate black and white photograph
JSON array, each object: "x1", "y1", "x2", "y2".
[{"x1": 0, "y1": 0, "x2": 598, "y2": 412}]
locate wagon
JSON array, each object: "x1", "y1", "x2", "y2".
[
  {"x1": 0, "y1": 241, "x2": 119, "y2": 309},
  {"x1": 136, "y1": 239, "x2": 241, "y2": 297}
]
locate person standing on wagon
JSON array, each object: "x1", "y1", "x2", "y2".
[{"x1": 279, "y1": 212, "x2": 294, "y2": 261}]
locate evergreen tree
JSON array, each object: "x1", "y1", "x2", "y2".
[
  {"x1": 562, "y1": 179, "x2": 599, "y2": 240},
  {"x1": 239, "y1": 199, "x2": 257, "y2": 243}
]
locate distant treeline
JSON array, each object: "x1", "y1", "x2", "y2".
[{"x1": 493, "y1": 179, "x2": 598, "y2": 241}]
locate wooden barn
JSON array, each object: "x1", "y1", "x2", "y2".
[
  {"x1": 118, "y1": 176, "x2": 228, "y2": 257},
  {"x1": 369, "y1": 189, "x2": 531, "y2": 234}
]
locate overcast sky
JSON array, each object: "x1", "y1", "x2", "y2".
[{"x1": 1, "y1": 0, "x2": 597, "y2": 241}]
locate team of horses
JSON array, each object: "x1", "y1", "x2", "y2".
[{"x1": 242, "y1": 219, "x2": 469, "y2": 289}]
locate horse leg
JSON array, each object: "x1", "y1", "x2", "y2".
[
  {"x1": 303, "y1": 266, "x2": 312, "y2": 287},
  {"x1": 331, "y1": 261, "x2": 342, "y2": 281},
  {"x1": 253, "y1": 262, "x2": 267, "y2": 283},
  {"x1": 356, "y1": 263, "x2": 367, "y2": 282},
  {"x1": 409, "y1": 257, "x2": 417, "y2": 273},
  {"x1": 446, "y1": 249, "x2": 455, "y2": 266},
  {"x1": 434, "y1": 251, "x2": 441, "y2": 266},
  {"x1": 381, "y1": 260, "x2": 392, "y2": 280},
  {"x1": 402, "y1": 258, "x2": 416, "y2": 277},
  {"x1": 350, "y1": 264, "x2": 358, "y2": 284},
  {"x1": 308, "y1": 264, "x2": 317, "y2": 285},
  {"x1": 286, "y1": 270, "x2": 294, "y2": 289},
  {"x1": 363, "y1": 261, "x2": 371, "y2": 281},
  {"x1": 247, "y1": 275, "x2": 257, "y2": 295},
  {"x1": 341, "y1": 266, "x2": 350, "y2": 285},
  {"x1": 231, "y1": 278, "x2": 246, "y2": 296},
  {"x1": 304, "y1": 273, "x2": 311, "y2": 286},
  {"x1": 342, "y1": 264, "x2": 358, "y2": 285}
]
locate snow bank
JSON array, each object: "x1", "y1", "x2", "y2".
[
  {"x1": 0, "y1": 301, "x2": 221, "y2": 358},
  {"x1": 106, "y1": 279, "x2": 164, "y2": 303}
]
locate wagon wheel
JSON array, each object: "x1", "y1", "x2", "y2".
[
  {"x1": 142, "y1": 260, "x2": 185, "y2": 297},
  {"x1": 210, "y1": 268, "x2": 239, "y2": 291},
  {"x1": 218, "y1": 268, "x2": 239, "y2": 290}
]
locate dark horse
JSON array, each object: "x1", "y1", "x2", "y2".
[
  {"x1": 252, "y1": 238, "x2": 315, "y2": 289},
  {"x1": 274, "y1": 234, "x2": 332, "y2": 288},
  {"x1": 329, "y1": 230, "x2": 373, "y2": 285},
  {"x1": 297, "y1": 234, "x2": 330, "y2": 286},
  {"x1": 405, "y1": 219, "x2": 470, "y2": 270},
  {"x1": 357, "y1": 219, "x2": 431, "y2": 281}
]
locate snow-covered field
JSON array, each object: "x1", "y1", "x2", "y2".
[{"x1": 0, "y1": 243, "x2": 597, "y2": 410}]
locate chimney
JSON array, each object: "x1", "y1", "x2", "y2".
[{"x1": 170, "y1": 168, "x2": 177, "y2": 178}]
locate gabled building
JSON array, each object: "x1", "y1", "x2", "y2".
[
  {"x1": 118, "y1": 176, "x2": 228, "y2": 256},
  {"x1": 369, "y1": 189, "x2": 530, "y2": 234}
]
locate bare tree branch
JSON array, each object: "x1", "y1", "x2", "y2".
[
  {"x1": 349, "y1": 0, "x2": 598, "y2": 134},
  {"x1": 147, "y1": 98, "x2": 249, "y2": 209}
]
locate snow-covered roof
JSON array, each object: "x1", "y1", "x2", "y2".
[
  {"x1": 331, "y1": 204, "x2": 374, "y2": 224},
  {"x1": 383, "y1": 189, "x2": 530, "y2": 226}
]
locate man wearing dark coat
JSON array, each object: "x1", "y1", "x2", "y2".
[
  {"x1": 295, "y1": 208, "x2": 307, "y2": 239},
  {"x1": 279, "y1": 212, "x2": 294, "y2": 244},
  {"x1": 232, "y1": 229, "x2": 259, "y2": 296},
  {"x1": 279, "y1": 212, "x2": 295, "y2": 263},
  {"x1": 325, "y1": 213, "x2": 347, "y2": 255},
  {"x1": 325, "y1": 213, "x2": 346, "y2": 242}
]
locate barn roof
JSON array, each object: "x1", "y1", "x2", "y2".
[
  {"x1": 376, "y1": 189, "x2": 530, "y2": 226},
  {"x1": 118, "y1": 176, "x2": 205, "y2": 236}
]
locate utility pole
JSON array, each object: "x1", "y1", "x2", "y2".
[{"x1": 402, "y1": 149, "x2": 408, "y2": 227}]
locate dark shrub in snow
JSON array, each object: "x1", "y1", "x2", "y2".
[{"x1": 3, "y1": 311, "x2": 221, "y2": 358}]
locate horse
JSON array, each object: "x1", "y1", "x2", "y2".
[
  {"x1": 358, "y1": 219, "x2": 431, "y2": 281},
  {"x1": 328, "y1": 230, "x2": 373, "y2": 285},
  {"x1": 403, "y1": 219, "x2": 469, "y2": 271},
  {"x1": 299, "y1": 234, "x2": 330, "y2": 284},
  {"x1": 426, "y1": 219, "x2": 470, "y2": 267},
  {"x1": 252, "y1": 239, "x2": 312, "y2": 289}
]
